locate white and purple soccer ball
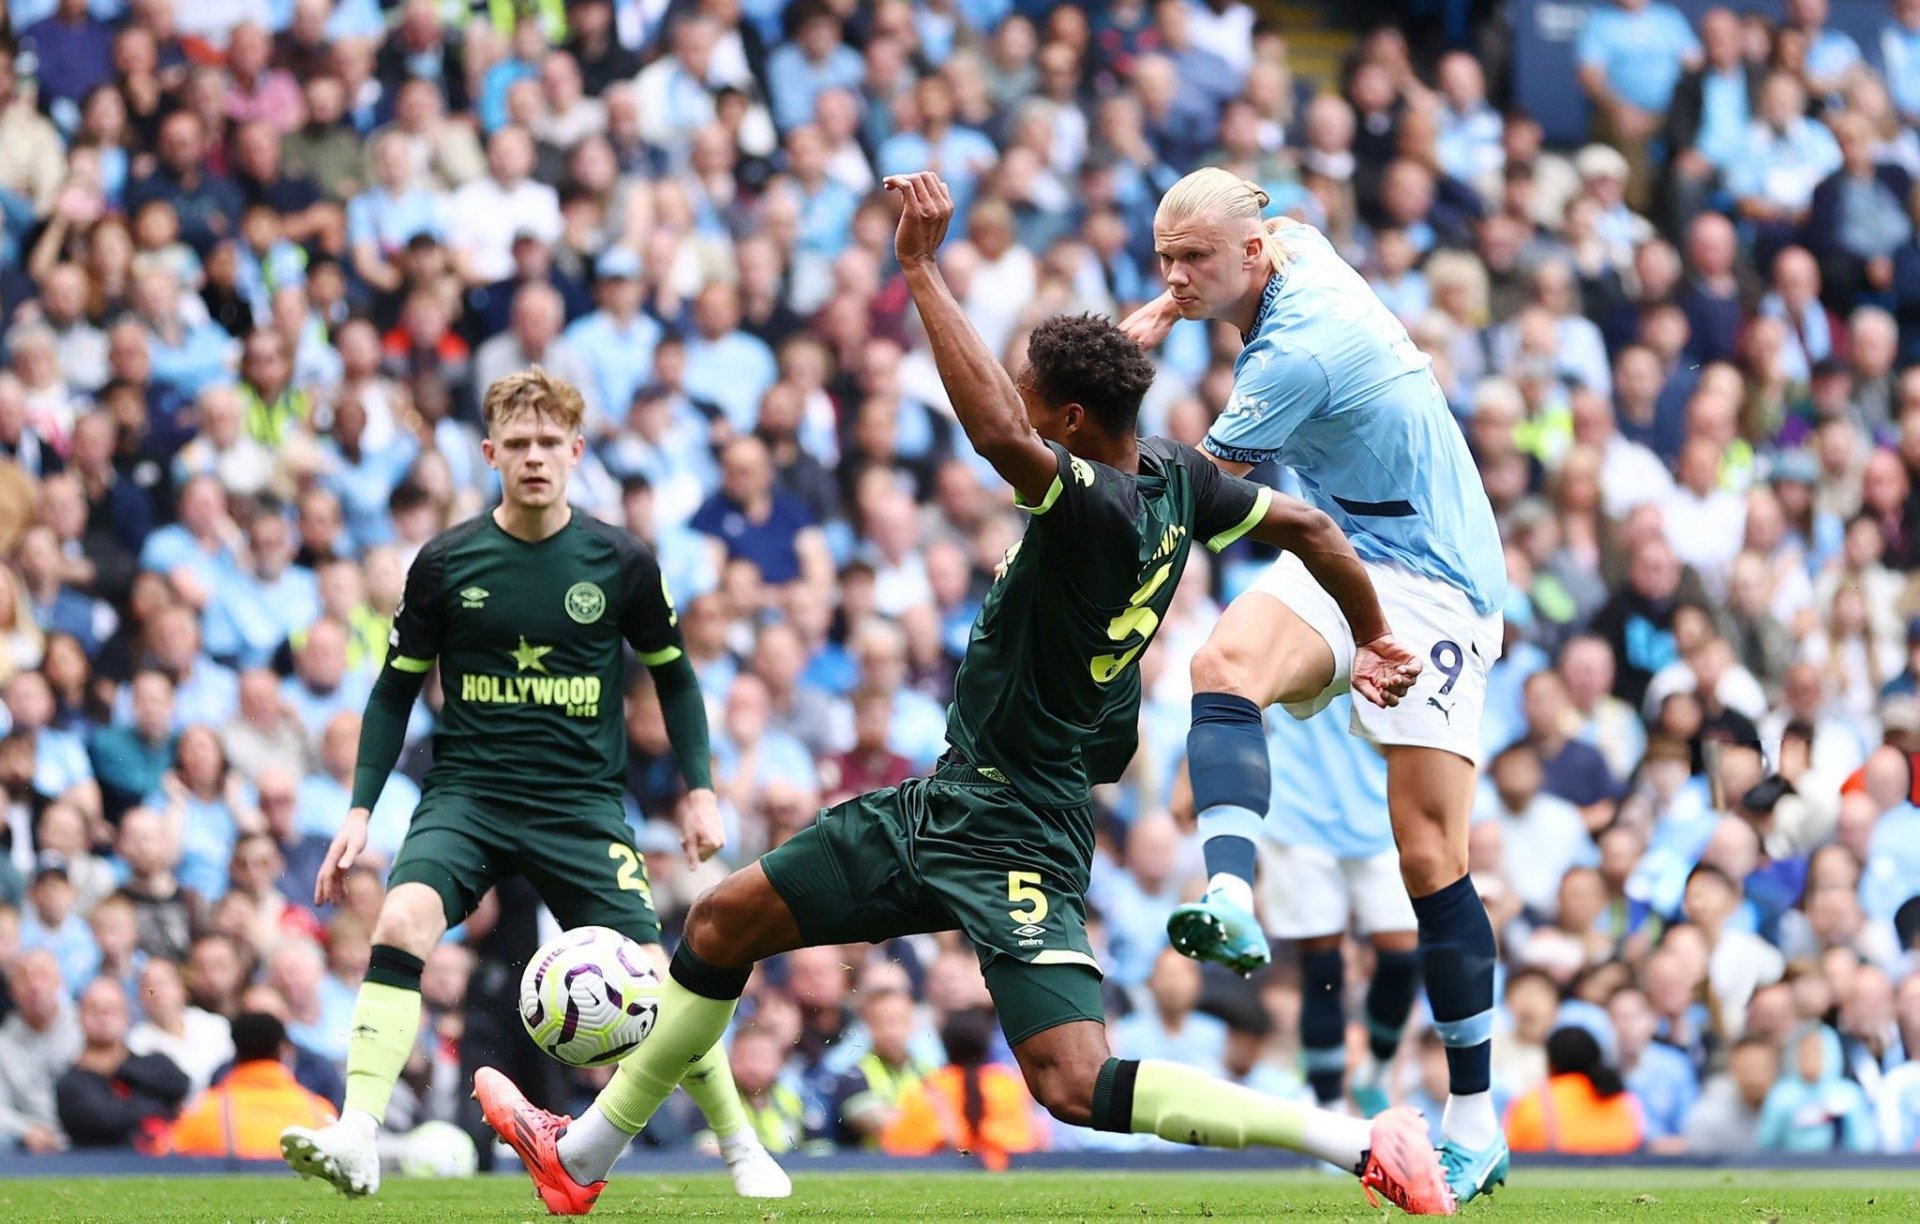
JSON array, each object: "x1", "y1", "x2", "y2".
[{"x1": 519, "y1": 926, "x2": 662, "y2": 1067}]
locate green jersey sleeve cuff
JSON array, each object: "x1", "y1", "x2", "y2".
[
  {"x1": 1016, "y1": 475, "x2": 1064, "y2": 515},
  {"x1": 1207, "y1": 487, "x2": 1273, "y2": 552},
  {"x1": 636, "y1": 645, "x2": 684, "y2": 667},
  {"x1": 388, "y1": 654, "x2": 434, "y2": 674}
]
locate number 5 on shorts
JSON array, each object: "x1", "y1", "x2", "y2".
[
  {"x1": 1007, "y1": 871, "x2": 1048, "y2": 924},
  {"x1": 609, "y1": 843, "x2": 655, "y2": 905}
]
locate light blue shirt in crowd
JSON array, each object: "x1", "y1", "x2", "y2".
[
  {"x1": 205, "y1": 564, "x2": 320, "y2": 669},
  {"x1": 295, "y1": 767, "x2": 419, "y2": 861},
  {"x1": 1575, "y1": 2, "x2": 1701, "y2": 112},
  {"x1": 34, "y1": 728, "x2": 93, "y2": 798},
  {"x1": 1727, "y1": 118, "x2": 1842, "y2": 212},
  {"x1": 765, "y1": 42, "x2": 866, "y2": 133},
  {"x1": 147, "y1": 322, "x2": 236, "y2": 400},
  {"x1": 1696, "y1": 69, "x2": 1751, "y2": 171},
  {"x1": 1204, "y1": 225, "x2": 1506, "y2": 614},
  {"x1": 878, "y1": 126, "x2": 999, "y2": 239},
  {"x1": 1111, "y1": 1011, "x2": 1227, "y2": 1076},
  {"x1": 683, "y1": 331, "x2": 778, "y2": 433},
  {"x1": 1629, "y1": 1041, "x2": 1700, "y2": 1140},
  {"x1": 1265, "y1": 690, "x2": 1393, "y2": 859},
  {"x1": 1882, "y1": 21, "x2": 1920, "y2": 119},
  {"x1": 1087, "y1": 859, "x2": 1181, "y2": 989},
  {"x1": 1804, "y1": 27, "x2": 1863, "y2": 84},
  {"x1": 565, "y1": 311, "x2": 665, "y2": 430},
  {"x1": 1435, "y1": 100, "x2": 1503, "y2": 186},
  {"x1": 346, "y1": 188, "x2": 446, "y2": 256}
]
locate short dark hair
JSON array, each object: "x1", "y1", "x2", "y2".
[
  {"x1": 231, "y1": 1011, "x2": 287, "y2": 1063},
  {"x1": 1022, "y1": 313, "x2": 1155, "y2": 437}
]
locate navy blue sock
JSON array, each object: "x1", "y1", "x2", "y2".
[
  {"x1": 1410, "y1": 875, "x2": 1495, "y2": 1096},
  {"x1": 1299, "y1": 946, "x2": 1347, "y2": 1105},
  {"x1": 1188, "y1": 692, "x2": 1268, "y2": 889},
  {"x1": 1364, "y1": 948, "x2": 1421, "y2": 1065}
]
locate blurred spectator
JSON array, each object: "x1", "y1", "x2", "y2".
[
  {"x1": 825, "y1": 988, "x2": 933, "y2": 1148},
  {"x1": 881, "y1": 1006, "x2": 1043, "y2": 1169},
  {"x1": 53, "y1": 976, "x2": 188, "y2": 1148},
  {"x1": 126, "y1": 958, "x2": 234, "y2": 1097},
  {"x1": 1113, "y1": 949, "x2": 1226, "y2": 1074},
  {"x1": 164, "y1": 1011, "x2": 335, "y2": 1158},
  {"x1": 1758, "y1": 1023, "x2": 1878, "y2": 1150},
  {"x1": 1505, "y1": 1025, "x2": 1646, "y2": 1154},
  {"x1": 0, "y1": 950, "x2": 78, "y2": 1152}
]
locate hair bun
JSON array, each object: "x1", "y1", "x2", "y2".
[{"x1": 1243, "y1": 179, "x2": 1271, "y2": 209}]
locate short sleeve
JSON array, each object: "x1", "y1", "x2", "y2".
[
  {"x1": 387, "y1": 545, "x2": 445, "y2": 673},
  {"x1": 1202, "y1": 336, "x2": 1329, "y2": 466},
  {"x1": 1669, "y1": 11, "x2": 1702, "y2": 59},
  {"x1": 1017, "y1": 441, "x2": 1130, "y2": 535},
  {"x1": 1184, "y1": 449, "x2": 1275, "y2": 554},
  {"x1": 1574, "y1": 13, "x2": 1607, "y2": 69},
  {"x1": 619, "y1": 540, "x2": 686, "y2": 667}
]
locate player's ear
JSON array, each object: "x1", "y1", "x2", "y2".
[{"x1": 480, "y1": 436, "x2": 497, "y2": 469}]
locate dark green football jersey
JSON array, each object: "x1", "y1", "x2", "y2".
[
  {"x1": 945, "y1": 438, "x2": 1272, "y2": 808},
  {"x1": 388, "y1": 512, "x2": 683, "y2": 799}
]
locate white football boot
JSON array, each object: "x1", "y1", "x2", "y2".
[
  {"x1": 720, "y1": 1130, "x2": 792, "y2": 1198},
  {"x1": 281, "y1": 1112, "x2": 382, "y2": 1198}
]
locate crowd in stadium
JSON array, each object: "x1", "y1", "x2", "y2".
[{"x1": 2, "y1": 0, "x2": 1920, "y2": 1168}]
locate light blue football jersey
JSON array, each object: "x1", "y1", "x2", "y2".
[
  {"x1": 1204, "y1": 224, "x2": 1507, "y2": 615},
  {"x1": 1264, "y1": 690, "x2": 1393, "y2": 859}
]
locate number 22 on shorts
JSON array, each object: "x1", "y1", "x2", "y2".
[{"x1": 609, "y1": 842, "x2": 655, "y2": 905}]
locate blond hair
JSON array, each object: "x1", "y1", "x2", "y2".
[
  {"x1": 481, "y1": 366, "x2": 585, "y2": 435},
  {"x1": 1155, "y1": 167, "x2": 1294, "y2": 273}
]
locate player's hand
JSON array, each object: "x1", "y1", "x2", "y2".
[
  {"x1": 679, "y1": 787, "x2": 725, "y2": 868},
  {"x1": 1352, "y1": 635, "x2": 1421, "y2": 708},
  {"x1": 316, "y1": 808, "x2": 371, "y2": 906},
  {"x1": 883, "y1": 172, "x2": 954, "y2": 269},
  {"x1": 1118, "y1": 294, "x2": 1178, "y2": 351}
]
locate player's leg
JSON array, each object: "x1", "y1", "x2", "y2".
[
  {"x1": 1385, "y1": 744, "x2": 1506, "y2": 1200},
  {"x1": 516, "y1": 804, "x2": 786, "y2": 1198},
  {"x1": 1354, "y1": 930, "x2": 1420, "y2": 1115},
  {"x1": 994, "y1": 966, "x2": 1452, "y2": 1215},
  {"x1": 283, "y1": 800, "x2": 501, "y2": 1197},
  {"x1": 1297, "y1": 932, "x2": 1351, "y2": 1110},
  {"x1": 474, "y1": 862, "x2": 799, "y2": 1215},
  {"x1": 1174, "y1": 555, "x2": 1350, "y2": 973},
  {"x1": 1256, "y1": 838, "x2": 1354, "y2": 1111}
]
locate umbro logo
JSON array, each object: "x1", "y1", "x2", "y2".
[
  {"x1": 460, "y1": 586, "x2": 490, "y2": 608},
  {"x1": 1012, "y1": 924, "x2": 1045, "y2": 938}
]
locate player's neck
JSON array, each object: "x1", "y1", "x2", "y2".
[
  {"x1": 1073, "y1": 434, "x2": 1138, "y2": 474},
  {"x1": 493, "y1": 499, "x2": 574, "y2": 543},
  {"x1": 1226, "y1": 274, "x2": 1274, "y2": 337}
]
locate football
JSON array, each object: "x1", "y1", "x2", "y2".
[{"x1": 519, "y1": 926, "x2": 662, "y2": 1067}]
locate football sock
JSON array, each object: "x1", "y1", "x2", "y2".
[
  {"x1": 1410, "y1": 874, "x2": 1499, "y2": 1149},
  {"x1": 678, "y1": 1040, "x2": 750, "y2": 1141},
  {"x1": 1093, "y1": 1058, "x2": 1370, "y2": 1173},
  {"x1": 1189, "y1": 692, "x2": 1268, "y2": 911},
  {"x1": 559, "y1": 946, "x2": 750, "y2": 1185},
  {"x1": 342, "y1": 945, "x2": 424, "y2": 1125},
  {"x1": 1300, "y1": 946, "x2": 1348, "y2": 1107},
  {"x1": 1364, "y1": 947, "x2": 1421, "y2": 1068}
]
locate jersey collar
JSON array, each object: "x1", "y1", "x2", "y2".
[{"x1": 1242, "y1": 271, "x2": 1285, "y2": 345}]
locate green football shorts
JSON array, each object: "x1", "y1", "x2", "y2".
[
  {"x1": 760, "y1": 757, "x2": 1106, "y2": 1045},
  {"x1": 386, "y1": 786, "x2": 661, "y2": 945}
]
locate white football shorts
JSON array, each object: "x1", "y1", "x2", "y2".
[
  {"x1": 1248, "y1": 552, "x2": 1504, "y2": 764},
  {"x1": 1257, "y1": 840, "x2": 1417, "y2": 939}
]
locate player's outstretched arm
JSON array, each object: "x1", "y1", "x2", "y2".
[
  {"x1": 886, "y1": 171, "x2": 1057, "y2": 507},
  {"x1": 1247, "y1": 495, "x2": 1421, "y2": 706}
]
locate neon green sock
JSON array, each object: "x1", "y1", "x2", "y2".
[
  {"x1": 342, "y1": 980, "x2": 422, "y2": 1124},
  {"x1": 1128, "y1": 1060, "x2": 1370, "y2": 1169},
  {"x1": 595, "y1": 977, "x2": 741, "y2": 1134},
  {"x1": 678, "y1": 1040, "x2": 750, "y2": 1141}
]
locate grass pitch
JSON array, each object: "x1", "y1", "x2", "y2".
[{"x1": 3, "y1": 1169, "x2": 1918, "y2": 1222}]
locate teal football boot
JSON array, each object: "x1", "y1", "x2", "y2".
[{"x1": 1166, "y1": 889, "x2": 1272, "y2": 975}]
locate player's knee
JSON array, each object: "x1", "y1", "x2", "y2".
[
  {"x1": 372, "y1": 883, "x2": 448, "y2": 957},
  {"x1": 1396, "y1": 830, "x2": 1465, "y2": 896},
  {"x1": 1023, "y1": 1053, "x2": 1100, "y2": 1128},
  {"x1": 682, "y1": 883, "x2": 757, "y2": 968},
  {"x1": 1190, "y1": 634, "x2": 1264, "y2": 700}
]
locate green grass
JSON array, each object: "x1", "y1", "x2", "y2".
[{"x1": 4, "y1": 1170, "x2": 1920, "y2": 1223}]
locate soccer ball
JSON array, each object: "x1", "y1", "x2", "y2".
[
  {"x1": 396, "y1": 1120, "x2": 478, "y2": 1179},
  {"x1": 519, "y1": 925, "x2": 662, "y2": 1067}
]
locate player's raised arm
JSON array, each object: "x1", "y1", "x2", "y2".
[
  {"x1": 886, "y1": 172, "x2": 1057, "y2": 507},
  {"x1": 1245, "y1": 493, "x2": 1421, "y2": 707}
]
